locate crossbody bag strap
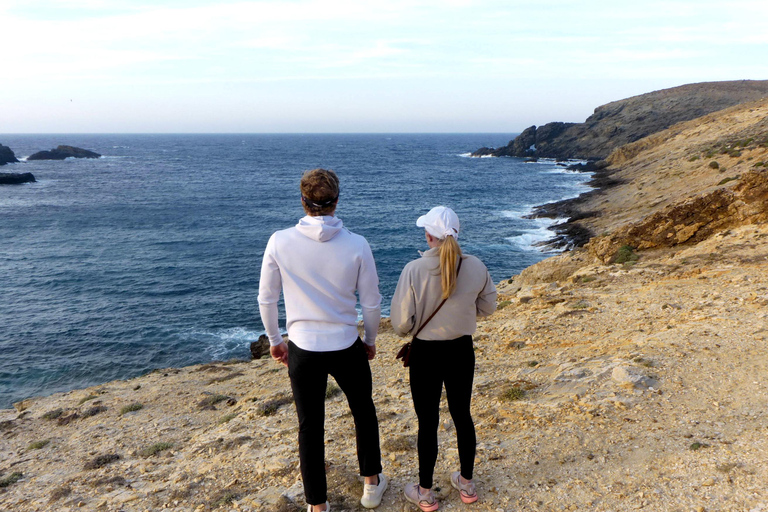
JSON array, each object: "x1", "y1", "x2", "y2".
[{"x1": 412, "y1": 256, "x2": 463, "y2": 338}]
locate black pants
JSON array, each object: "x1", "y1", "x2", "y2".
[
  {"x1": 288, "y1": 338, "x2": 382, "y2": 506},
  {"x1": 409, "y1": 335, "x2": 476, "y2": 489}
]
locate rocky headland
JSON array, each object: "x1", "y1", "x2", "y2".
[
  {"x1": 27, "y1": 146, "x2": 101, "y2": 161},
  {"x1": 0, "y1": 144, "x2": 20, "y2": 166},
  {"x1": 3, "y1": 93, "x2": 768, "y2": 512},
  {"x1": 472, "y1": 80, "x2": 768, "y2": 160}
]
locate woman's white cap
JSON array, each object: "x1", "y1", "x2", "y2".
[{"x1": 416, "y1": 206, "x2": 460, "y2": 240}]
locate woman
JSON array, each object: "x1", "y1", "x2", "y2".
[{"x1": 390, "y1": 206, "x2": 497, "y2": 511}]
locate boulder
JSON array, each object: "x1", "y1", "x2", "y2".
[
  {"x1": 250, "y1": 334, "x2": 288, "y2": 359},
  {"x1": 470, "y1": 147, "x2": 497, "y2": 157},
  {"x1": 27, "y1": 145, "x2": 101, "y2": 160},
  {"x1": 250, "y1": 335, "x2": 271, "y2": 359},
  {"x1": 0, "y1": 144, "x2": 19, "y2": 165},
  {"x1": 0, "y1": 172, "x2": 36, "y2": 185}
]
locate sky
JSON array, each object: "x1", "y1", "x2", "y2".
[{"x1": 1, "y1": 0, "x2": 767, "y2": 133}]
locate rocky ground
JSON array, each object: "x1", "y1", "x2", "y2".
[{"x1": 3, "y1": 99, "x2": 768, "y2": 512}]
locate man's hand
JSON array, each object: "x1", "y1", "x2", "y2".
[
  {"x1": 363, "y1": 343, "x2": 376, "y2": 361},
  {"x1": 270, "y1": 341, "x2": 289, "y2": 366}
]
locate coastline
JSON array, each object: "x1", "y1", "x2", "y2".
[{"x1": 4, "y1": 100, "x2": 768, "y2": 510}]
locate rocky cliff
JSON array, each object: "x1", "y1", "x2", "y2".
[{"x1": 473, "y1": 80, "x2": 768, "y2": 160}]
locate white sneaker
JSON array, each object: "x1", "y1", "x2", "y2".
[
  {"x1": 307, "y1": 502, "x2": 330, "y2": 512},
  {"x1": 360, "y1": 473, "x2": 388, "y2": 508}
]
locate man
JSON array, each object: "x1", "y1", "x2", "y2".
[{"x1": 258, "y1": 168, "x2": 387, "y2": 512}]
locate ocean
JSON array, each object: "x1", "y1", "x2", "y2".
[{"x1": 0, "y1": 133, "x2": 592, "y2": 409}]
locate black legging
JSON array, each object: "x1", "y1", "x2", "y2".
[
  {"x1": 409, "y1": 335, "x2": 476, "y2": 489},
  {"x1": 288, "y1": 338, "x2": 383, "y2": 506}
]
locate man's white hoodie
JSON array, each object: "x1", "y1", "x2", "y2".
[{"x1": 258, "y1": 215, "x2": 381, "y2": 352}]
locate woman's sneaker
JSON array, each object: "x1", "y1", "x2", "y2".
[
  {"x1": 360, "y1": 473, "x2": 388, "y2": 508},
  {"x1": 450, "y1": 471, "x2": 478, "y2": 503},
  {"x1": 307, "y1": 502, "x2": 330, "y2": 512},
  {"x1": 404, "y1": 483, "x2": 439, "y2": 511}
]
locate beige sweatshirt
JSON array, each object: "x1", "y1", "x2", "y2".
[{"x1": 390, "y1": 247, "x2": 497, "y2": 341}]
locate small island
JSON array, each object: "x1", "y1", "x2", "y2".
[
  {"x1": 0, "y1": 172, "x2": 36, "y2": 185},
  {"x1": 27, "y1": 145, "x2": 101, "y2": 161},
  {"x1": 0, "y1": 144, "x2": 20, "y2": 166}
]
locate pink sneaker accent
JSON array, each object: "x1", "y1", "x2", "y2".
[
  {"x1": 450, "y1": 471, "x2": 478, "y2": 504},
  {"x1": 404, "y1": 483, "x2": 439, "y2": 511}
]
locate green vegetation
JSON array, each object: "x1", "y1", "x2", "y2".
[
  {"x1": 496, "y1": 300, "x2": 512, "y2": 310},
  {"x1": 139, "y1": 442, "x2": 174, "y2": 457},
  {"x1": 688, "y1": 155, "x2": 700, "y2": 162},
  {"x1": 325, "y1": 382, "x2": 342, "y2": 400},
  {"x1": 527, "y1": 361, "x2": 539, "y2": 367},
  {"x1": 82, "y1": 405, "x2": 108, "y2": 418},
  {"x1": 42, "y1": 408, "x2": 64, "y2": 420},
  {"x1": 689, "y1": 442, "x2": 710, "y2": 451},
  {"x1": 49, "y1": 485, "x2": 72, "y2": 502},
  {"x1": 207, "y1": 371, "x2": 244, "y2": 385},
  {"x1": 633, "y1": 357, "x2": 654, "y2": 368},
  {"x1": 78, "y1": 394, "x2": 98, "y2": 405},
  {"x1": 500, "y1": 387, "x2": 526, "y2": 402},
  {"x1": 708, "y1": 161, "x2": 720, "y2": 170},
  {"x1": 0, "y1": 472, "x2": 23, "y2": 488},
  {"x1": 83, "y1": 453, "x2": 121, "y2": 470},
  {"x1": 211, "y1": 491, "x2": 238, "y2": 508},
  {"x1": 718, "y1": 175, "x2": 741, "y2": 185},
  {"x1": 258, "y1": 395, "x2": 294, "y2": 416},
  {"x1": 571, "y1": 300, "x2": 590, "y2": 310},
  {"x1": 119, "y1": 403, "x2": 143, "y2": 415},
  {"x1": 197, "y1": 394, "x2": 229, "y2": 409},
  {"x1": 613, "y1": 245, "x2": 639, "y2": 265},
  {"x1": 218, "y1": 413, "x2": 238, "y2": 424},
  {"x1": 27, "y1": 439, "x2": 50, "y2": 450}
]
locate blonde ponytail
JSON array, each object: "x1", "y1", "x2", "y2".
[{"x1": 438, "y1": 236, "x2": 462, "y2": 299}]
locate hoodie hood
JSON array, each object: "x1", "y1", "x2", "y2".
[{"x1": 295, "y1": 215, "x2": 344, "y2": 242}]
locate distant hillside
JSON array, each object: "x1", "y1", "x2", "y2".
[{"x1": 473, "y1": 80, "x2": 768, "y2": 160}]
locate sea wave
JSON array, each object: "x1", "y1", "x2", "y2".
[
  {"x1": 179, "y1": 327, "x2": 264, "y2": 361},
  {"x1": 506, "y1": 217, "x2": 569, "y2": 253}
]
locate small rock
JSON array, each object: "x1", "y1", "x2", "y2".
[{"x1": 612, "y1": 366, "x2": 655, "y2": 389}]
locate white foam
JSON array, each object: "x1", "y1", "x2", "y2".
[
  {"x1": 458, "y1": 152, "x2": 473, "y2": 158},
  {"x1": 181, "y1": 326, "x2": 285, "y2": 360},
  {"x1": 498, "y1": 207, "x2": 535, "y2": 219},
  {"x1": 506, "y1": 218, "x2": 569, "y2": 253}
]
